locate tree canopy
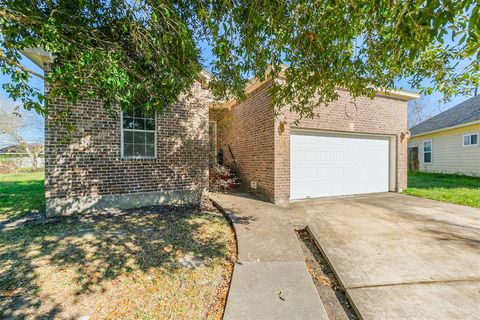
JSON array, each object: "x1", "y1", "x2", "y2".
[{"x1": 0, "y1": 1, "x2": 479, "y2": 118}]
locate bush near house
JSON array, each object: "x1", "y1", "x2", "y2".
[
  {"x1": 0, "y1": 173, "x2": 236, "y2": 319},
  {"x1": 405, "y1": 171, "x2": 480, "y2": 208},
  {"x1": 209, "y1": 165, "x2": 238, "y2": 192}
]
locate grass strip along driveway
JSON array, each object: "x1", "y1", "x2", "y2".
[
  {"x1": 405, "y1": 171, "x2": 480, "y2": 208},
  {"x1": 0, "y1": 173, "x2": 236, "y2": 319}
]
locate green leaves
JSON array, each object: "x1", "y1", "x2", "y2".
[
  {"x1": 206, "y1": 0, "x2": 479, "y2": 116},
  {"x1": 0, "y1": 0, "x2": 478, "y2": 118},
  {"x1": 0, "y1": 1, "x2": 201, "y2": 115}
]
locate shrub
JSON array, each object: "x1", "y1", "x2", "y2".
[{"x1": 209, "y1": 165, "x2": 238, "y2": 192}]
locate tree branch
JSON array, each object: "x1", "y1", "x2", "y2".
[{"x1": 0, "y1": 49, "x2": 45, "y2": 80}]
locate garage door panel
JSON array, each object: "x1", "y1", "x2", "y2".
[{"x1": 290, "y1": 131, "x2": 390, "y2": 200}]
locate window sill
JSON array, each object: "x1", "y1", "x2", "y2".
[{"x1": 121, "y1": 157, "x2": 157, "y2": 161}]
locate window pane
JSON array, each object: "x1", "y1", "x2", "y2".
[
  {"x1": 124, "y1": 131, "x2": 133, "y2": 143},
  {"x1": 464, "y1": 135, "x2": 471, "y2": 146},
  {"x1": 471, "y1": 134, "x2": 478, "y2": 145},
  {"x1": 134, "y1": 144, "x2": 145, "y2": 156},
  {"x1": 146, "y1": 119, "x2": 155, "y2": 130},
  {"x1": 134, "y1": 132, "x2": 145, "y2": 144},
  {"x1": 133, "y1": 118, "x2": 145, "y2": 130},
  {"x1": 146, "y1": 144, "x2": 155, "y2": 157},
  {"x1": 145, "y1": 132, "x2": 155, "y2": 145},
  {"x1": 424, "y1": 141, "x2": 431, "y2": 152},
  {"x1": 424, "y1": 152, "x2": 431, "y2": 163},
  {"x1": 124, "y1": 143, "x2": 134, "y2": 157},
  {"x1": 123, "y1": 117, "x2": 134, "y2": 129}
]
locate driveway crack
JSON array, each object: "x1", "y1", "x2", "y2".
[{"x1": 346, "y1": 277, "x2": 480, "y2": 290}]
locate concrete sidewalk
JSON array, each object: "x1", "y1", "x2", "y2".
[{"x1": 211, "y1": 192, "x2": 328, "y2": 320}]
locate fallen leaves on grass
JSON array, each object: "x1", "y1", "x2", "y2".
[{"x1": 0, "y1": 205, "x2": 236, "y2": 319}]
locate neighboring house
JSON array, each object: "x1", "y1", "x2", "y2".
[
  {"x1": 24, "y1": 49, "x2": 419, "y2": 216},
  {"x1": 408, "y1": 95, "x2": 480, "y2": 176}
]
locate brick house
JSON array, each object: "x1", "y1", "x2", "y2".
[
  {"x1": 25, "y1": 49, "x2": 215, "y2": 216},
  {"x1": 211, "y1": 78, "x2": 419, "y2": 203},
  {"x1": 25, "y1": 49, "x2": 418, "y2": 215}
]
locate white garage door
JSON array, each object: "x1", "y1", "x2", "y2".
[{"x1": 290, "y1": 131, "x2": 390, "y2": 200}]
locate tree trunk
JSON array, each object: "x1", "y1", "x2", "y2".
[{"x1": 23, "y1": 144, "x2": 37, "y2": 170}]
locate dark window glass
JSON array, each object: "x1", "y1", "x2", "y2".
[
  {"x1": 424, "y1": 152, "x2": 431, "y2": 163},
  {"x1": 145, "y1": 132, "x2": 155, "y2": 145},
  {"x1": 133, "y1": 118, "x2": 145, "y2": 130},
  {"x1": 471, "y1": 134, "x2": 478, "y2": 145},
  {"x1": 146, "y1": 144, "x2": 155, "y2": 157},
  {"x1": 123, "y1": 117, "x2": 134, "y2": 129},
  {"x1": 133, "y1": 144, "x2": 145, "y2": 156},
  {"x1": 134, "y1": 132, "x2": 145, "y2": 144},
  {"x1": 124, "y1": 131, "x2": 133, "y2": 144},
  {"x1": 423, "y1": 141, "x2": 432, "y2": 152},
  {"x1": 146, "y1": 119, "x2": 155, "y2": 130},
  {"x1": 124, "y1": 143, "x2": 134, "y2": 156}
]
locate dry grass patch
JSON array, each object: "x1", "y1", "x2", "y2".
[{"x1": 0, "y1": 205, "x2": 236, "y2": 319}]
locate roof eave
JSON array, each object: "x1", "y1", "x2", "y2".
[
  {"x1": 21, "y1": 48, "x2": 54, "y2": 69},
  {"x1": 373, "y1": 88, "x2": 420, "y2": 101},
  {"x1": 219, "y1": 76, "x2": 420, "y2": 109},
  {"x1": 410, "y1": 120, "x2": 480, "y2": 138}
]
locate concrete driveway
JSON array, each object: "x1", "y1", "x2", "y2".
[
  {"x1": 213, "y1": 192, "x2": 480, "y2": 320},
  {"x1": 290, "y1": 193, "x2": 480, "y2": 319}
]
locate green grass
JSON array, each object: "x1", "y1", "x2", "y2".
[
  {"x1": 0, "y1": 172, "x2": 45, "y2": 222},
  {"x1": 405, "y1": 171, "x2": 480, "y2": 208}
]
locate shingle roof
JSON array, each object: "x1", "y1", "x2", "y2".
[{"x1": 410, "y1": 95, "x2": 480, "y2": 136}]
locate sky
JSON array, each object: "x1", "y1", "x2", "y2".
[
  {"x1": 0, "y1": 55, "x2": 44, "y2": 148},
  {"x1": 0, "y1": 44, "x2": 476, "y2": 148}
]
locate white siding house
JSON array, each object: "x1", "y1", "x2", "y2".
[{"x1": 408, "y1": 95, "x2": 480, "y2": 176}]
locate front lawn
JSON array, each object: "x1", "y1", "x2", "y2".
[
  {"x1": 0, "y1": 173, "x2": 236, "y2": 319},
  {"x1": 405, "y1": 171, "x2": 480, "y2": 208},
  {"x1": 0, "y1": 171, "x2": 45, "y2": 222}
]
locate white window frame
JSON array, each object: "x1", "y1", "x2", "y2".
[
  {"x1": 120, "y1": 111, "x2": 157, "y2": 160},
  {"x1": 462, "y1": 133, "x2": 479, "y2": 147},
  {"x1": 423, "y1": 140, "x2": 432, "y2": 164}
]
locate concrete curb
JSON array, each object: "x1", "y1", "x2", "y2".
[{"x1": 210, "y1": 197, "x2": 240, "y2": 320}]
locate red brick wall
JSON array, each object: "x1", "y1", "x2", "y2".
[
  {"x1": 212, "y1": 81, "x2": 276, "y2": 200},
  {"x1": 214, "y1": 80, "x2": 409, "y2": 203},
  {"x1": 275, "y1": 86, "x2": 409, "y2": 202},
  {"x1": 45, "y1": 80, "x2": 211, "y2": 201}
]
